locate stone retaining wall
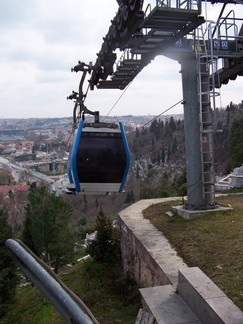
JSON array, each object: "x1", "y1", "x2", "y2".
[{"x1": 118, "y1": 198, "x2": 187, "y2": 287}]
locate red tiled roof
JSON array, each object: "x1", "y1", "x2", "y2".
[
  {"x1": 0, "y1": 185, "x2": 12, "y2": 197},
  {"x1": 0, "y1": 184, "x2": 29, "y2": 197},
  {"x1": 13, "y1": 184, "x2": 29, "y2": 192}
]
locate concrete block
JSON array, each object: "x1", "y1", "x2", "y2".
[
  {"x1": 178, "y1": 267, "x2": 243, "y2": 324},
  {"x1": 140, "y1": 285, "x2": 201, "y2": 323},
  {"x1": 172, "y1": 205, "x2": 233, "y2": 220}
]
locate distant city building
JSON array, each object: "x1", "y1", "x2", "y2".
[{"x1": 26, "y1": 160, "x2": 67, "y2": 175}]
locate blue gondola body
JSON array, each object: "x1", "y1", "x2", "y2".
[{"x1": 68, "y1": 120, "x2": 130, "y2": 194}]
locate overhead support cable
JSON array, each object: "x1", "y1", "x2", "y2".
[
  {"x1": 102, "y1": 82, "x2": 133, "y2": 121},
  {"x1": 127, "y1": 99, "x2": 184, "y2": 138}
]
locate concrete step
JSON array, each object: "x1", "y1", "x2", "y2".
[
  {"x1": 178, "y1": 267, "x2": 243, "y2": 324},
  {"x1": 140, "y1": 285, "x2": 201, "y2": 324}
]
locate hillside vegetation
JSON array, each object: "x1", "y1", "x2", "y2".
[
  {"x1": 1, "y1": 212, "x2": 141, "y2": 323},
  {"x1": 1, "y1": 260, "x2": 141, "y2": 324}
]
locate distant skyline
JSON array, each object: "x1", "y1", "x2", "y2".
[{"x1": 0, "y1": 0, "x2": 242, "y2": 119}]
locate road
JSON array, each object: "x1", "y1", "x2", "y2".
[{"x1": 0, "y1": 156, "x2": 68, "y2": 194}]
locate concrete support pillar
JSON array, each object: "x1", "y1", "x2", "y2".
[{"x1": 179, "y1": 54, "x2": 204, "y2": 208}]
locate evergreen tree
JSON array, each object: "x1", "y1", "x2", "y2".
[
  {"x1": 136, "y1": 164, "x2": 140, "y2": 179},
  {"x1": 141, "y1": 127, "x2": 147, "y2": 135},
  {"x1": 29, "y1": 181, "x2": 37, "y2": 192},
  {"x1": 87, "y1": 211, "x2": 120, "y2": 264},
  {"x1": 125, "y1": 190, "x2": 135, "y2": 203},
  {"x1": 130, "y1": 189, "x2": 135, "y2": 202},
  {"x1": 151, "y1": 152, "x2": 156, "y2": 164},
  {"x1": 229, "y1": 114, "x2": 243, "y2": 168},
  {"x1": 177, "y1": 118, "x2": 182, "y2": 130},
  {"x1": 149, "y1": 119, "x2": 161, "y2": 139},
  {"x1": 169, "y1": 116, "x2": 176, "y2": 132},
  {"x1": 0, "y1": 208, "x2": 17, "y2": 318},
  {"x1": 164, "y1": 119, "x2": 170, "y2": 137},
  {"x1": 149, "y1": 119, "x2": 158, "y2": 133},
  {"x1": 152, "y1": 136, "x2": 155, "y2": 147},
  {"x1": 22, "y1": 186, "x2": 74, "y2": 273},
  {"x1": 161, "y1": 147, "x2": 165, "y2": 163},
  {"x1": 125, "y1": 191, "x2": 132, "y2": 203},
  {"x1": 172, "y1": 137, "x2": 178, "y2": 154},
  {"x1": 167, "y1": 145, "x2": 171, "y2": 161},
  {"x1": 135, "y1": 127, "x2": 140, "y2": 137},
  {"x1": 226, "y1": 101, "x2": 238, "y2": 113}
]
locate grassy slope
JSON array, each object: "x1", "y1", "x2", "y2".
[
  {"x1": 1, "y1": 261, "x2": 141, "y2": 324},
  {"x1": 143, "y1": 194, "x2": 243, "y2": 310}
]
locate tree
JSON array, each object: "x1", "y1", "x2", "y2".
[
  {"x1": 226, "y1": 101, "x2": 238, "y2": 113},
  {"x1": 136, "y1": 164, "x2": 140, "y2": 179},
  {"x1": 149, "y1": 119, "x2": 158, "y2": 133},
  {"x1": 229, "y1": 115, "x2": 243, "y2": 168},
  {"x1": 169, "y1": 116, "x2": 176, "y2": 132},
  {"x1": 149, "y1": 119, "x2": 161, "y2": 139},
  {"x1": 0, "y1": 168, "x2": 14, "y2": 185},
  {"x1": 29, "y1": 181, "x2": 37, "y2": 192},
  {"x1": 135, "y1": 127, "x2": 140, "y2": 137},
  {"x1": 172, "y1": 137, "x2": 178, "y2": 155},
  {"x1": 0, "y1": 208, "x2": 17, "y2": 318},
  {"x1": 125, "y1": 190, "x2": 135, "y2": 203},
  {"x1": 22, "y1": 186, "x2": 74, "y2": 273},
  {"x1": 87, "y1": 211, "x2": 120, "y2": 264},
  {"x1": 167, "y1": 145, "x2": 171, "y2": 161},
  {"x1": 161, "y1": 146, "x2": 165, "y2": 163},
  {"x1": 7, "y1": 190, "x2": 26, "y2": 238}
]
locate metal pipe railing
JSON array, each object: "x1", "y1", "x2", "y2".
[{"x1": 5, "y1": 239, "x2": 99, "y2": 324}]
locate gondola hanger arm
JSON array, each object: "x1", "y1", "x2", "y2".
[
  {"x1": 68, "y1": 61, "x2": 99, "y2": 124},
  {"x1": 71, "y1": 61, "x2": 92, "y2": 102}
]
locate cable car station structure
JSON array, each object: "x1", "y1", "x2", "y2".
[{"x1": 71, "y1": 0, "x2": 243, "y2": 210}]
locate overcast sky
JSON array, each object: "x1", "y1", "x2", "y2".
[{"x1": 0, "y1": 0, "x2": 242, "y2": 119}]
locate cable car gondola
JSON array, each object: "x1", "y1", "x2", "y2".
[
  {"x1": 67, "y1": 119, "x2": 130, "y2": 194},
  {"x1": 66, "y1": 61, "x2": 130, "y2": 194}
]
